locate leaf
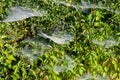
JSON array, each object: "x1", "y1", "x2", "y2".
[{"x1": 112, "y1": 59, "x2": 118, "y2": 71}]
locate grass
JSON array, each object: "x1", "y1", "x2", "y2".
[{"x1": 0, "y1": 0, "x2": 120, "y2": 80}]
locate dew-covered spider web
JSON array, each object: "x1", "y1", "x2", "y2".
[
  {"x1": 0, "y1": 0, "x2": 120, "y2": 79},
  {"x1": 2, "y1": 6, "x2": 47, "y2": 22}
]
